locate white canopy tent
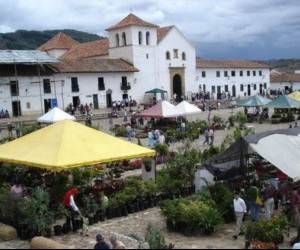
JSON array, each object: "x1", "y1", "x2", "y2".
[
  {"x1": 138, "y1": 100, "x2": 184, "y2": 118},
  {"x1": 204, "y1": 128, "x2": 300, "y2": 181},
  {"x1": 176, "y1": 101, "x2": 202, "y2": 115},
  {"x1": 37, "y1": 107, "x2": 75, "y2": 124},
  {"x1": 249, "y1": 133, "x2": 300, "y2": 182}
]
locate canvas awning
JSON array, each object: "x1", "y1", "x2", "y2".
[
  {"x1": 138, "y1": 100, "x2": 183, "y2": 118},
  {"x1": 0, "y1": 120, "x2": 156, "y2": 172},
  {"x1": 145, "y1": 88, "x2": 168, "y2": 94},
  {"x1": 289, "y1": 92, "x2": 300, "y2": 102},
  {"x1": 236, "y1": 95, "x2": 271, "y2": 107},
  {"x1": 204, "y1": 128, "x2": 300, "y2": 181},
  {"x1": 264, "y1": 95, "x2": 300, "y2": 108},
  {"x1": 176, "y1": 101, "x2": 202, "y2": 115},
  {"x1": 37, "y1": 107, "x2": 75, "y2": 123}
]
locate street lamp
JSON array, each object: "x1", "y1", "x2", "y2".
[{"x1": 61, "y1": 80, "x2": 65, "y2": 110}]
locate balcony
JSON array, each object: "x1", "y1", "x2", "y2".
[{"x1": 121, "y1": 82, "x2": 131, "y2": 91}]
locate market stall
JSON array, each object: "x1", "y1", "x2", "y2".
[
  {"x1": 0, "y1": 120, "x2": 156, "y2": 172},
  {"x1": 204, "y1": 128, "x2": 300, "y2": 182}
]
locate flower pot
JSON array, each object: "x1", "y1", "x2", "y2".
[
  {"x1": 121, "y1": 206, "x2": 128, "y2": 217},
  {"x1": 62, "y1": 223, "x2": 71, "y2": 234},
  {"x1": 115, "y1": 207, "x2": 123, "y2": 218},
  {"x1": 42, "y1": 228, "x2": 52, "y2": 238},
  {"x1": 166, "y1": 219, "x2": 175, "y2": 232},
  {"x1": 54, "y1": 225, "x2": 62, "y2": 236},
  {"x1": 203, "y1": 227, "x2": 214, "y2": 235},
  {"x1": 19, "y1": 228, "x2": 30, "y2": 241},
  {"x1": 183, "y1": 226, "x2": 196, "y2": 237},
  {"x1": 93, "y1": 214, "x2": 99, "y2": 224},
  {"x1": 126, "y1": 203, "x2": 135, "y2": 214},
  {"x1": 88, "y1": 216, "x2": 95, "y2": 225}
]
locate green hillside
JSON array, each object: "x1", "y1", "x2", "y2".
[
  {"x1": 0, "y1": 29, "x2": 102, "y2": 50},
  {"x1": 265, "y1": 59, "x2": 300, "y2": 73}
]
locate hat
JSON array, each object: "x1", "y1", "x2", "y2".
[{"x1": 96, "y1": 234, "x2": 103, "y2": 241}]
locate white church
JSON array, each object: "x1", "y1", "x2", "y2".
[{"x1": 0, "y1": 13, "x2": 270, "y2": 116}]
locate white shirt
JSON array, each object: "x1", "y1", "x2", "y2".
[
  {"x1": 158, "y1": 135, "x2": 165, "y2": 145},
  {"x1": 233, "y1": 197, "x2": 247, "y2": 213},
  {"x1": 70, "y1": 195, "x2": 79, "y2": 212}
]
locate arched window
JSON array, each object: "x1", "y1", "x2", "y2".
[
  {"x1": 182, "y1": 52, "x2": 186, "y2": 61},
  {"x1": 116, "y1": 34, "x2": 120, "y2": 47},
  {"x1": 146, "y1": 32, "x2": 150, "y2": 45},
  {"x1": 138, "y1": 31, "x2": 142, "y2": 45},
  {"x1": 166, "y1": 51, "x2": 170, "y2": 60},
  {"x1": 122, "y1": 32, "x2": 126, "y2": 46}
]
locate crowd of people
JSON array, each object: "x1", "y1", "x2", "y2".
[
  {"x1": 231, "y1": 171, "x2": 300, "y2": 241},
  {"x1": 0, "y1": 109, "x2": 10, "y2": 118}
]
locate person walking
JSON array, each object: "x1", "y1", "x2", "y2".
[
  {"x1": 15, "y1": 122, "x2": 21, "y2": 138},
  {"x1": 246, "y1": 184, "x2": 261, "y2": 222},
  {"x1": 123, "y1": 109, "x2": 128, "y2": 122},
  {"x1": 126, "y1": 124, "x2": 133, "y2": 141},
  {"x1": 148, "y1": 130, "x2": 154, "y2": 147},
  {"x1": 203, "y1": 129, "x2": 210, "y2": 145},
  {"x1": 7, "y1": 123, "x2": 13, "y2": 137},
  {"x1": 233, "y1": 191, "x2": 247, "y2": 240},
  {"x1": 263, "y1": 181, "x2": 275, "y2": 220},
  {"x1": 209, "y1": 128, "x2": 214, "y2": 146}
]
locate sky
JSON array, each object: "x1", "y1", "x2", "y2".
[{"x1": 0, "y1": 0, "x2": 300, "y2": 60}]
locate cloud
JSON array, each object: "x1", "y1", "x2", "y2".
[{"x1": 0, "y1": 0, "x2": 299, "y2": 59}]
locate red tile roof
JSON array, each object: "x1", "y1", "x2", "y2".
[
  {"x1": 196, "y1": 59, "x2": 269, "y2": 68},
  {"x1": 53, "y1": 58, "x2": 139, "y2": 73},
  {"x1": 60, "y1": 39, "x2": 109, "y2": 59},
  {"x1": 106, "y1": 13, "x2": 159, "y2": 31},
  {"x1": 271, "y1": 72, "x2": 300, "y2": 83},
  {"x1": 37, "y1": 32, "x2": 80, "y2": 51},
  {"x1": 157, "y1": 26, "x2": 173, "y2": 43}
]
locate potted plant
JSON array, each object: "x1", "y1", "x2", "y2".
[
  {"x1": 143, "y1": 158, "x2": 153, "y2": 172},
  {"x1": 21, "y1": 187, "x2": 54, "y2": 238},
  {"x1": 245, "y1": 214, "x2": 289, "y2": 244},
  {"x1": 199, "y1": 206, "x2": 224, "y2": 235}
]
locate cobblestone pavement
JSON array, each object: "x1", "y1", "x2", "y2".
[{"x1": 0, "y1": 207, "x2": 297, "y2": 249}]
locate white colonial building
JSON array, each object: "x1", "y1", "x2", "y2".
[
  {"x1": 270, "y1": 69, "x2": 300, "y2": 94},
  {"x1": 0, "y1": 13, "x2": 270, "y2": 116}
]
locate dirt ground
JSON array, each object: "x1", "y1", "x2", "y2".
[{"x1": 0, "y1": 106, "x2": 298, "y2": 249}]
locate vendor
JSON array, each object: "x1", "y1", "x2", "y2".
[
  {"x1": 62, "y1": 187, "x2": 81, "y2": 232},
  {"x1": 10, "y1": 181, "x2": 23, "y2": 198}
]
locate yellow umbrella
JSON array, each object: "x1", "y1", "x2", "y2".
[
  {"x1": 0, "y1": 120, "x2": 156, "y2": 172},
  {"x1": 289, "y1": 92, "x2": 300, "y2": 102}
]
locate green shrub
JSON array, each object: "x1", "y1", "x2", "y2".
[
  {"x1": 245, "y1": 214, "x2": 289, "y2": 243},
  {"x1": 21, "y1": 187, "x2": 54, "y2": 236},
  {"x1": 145, "y1": 224, "x2": 175, "y2": 249},
  {"x1": 115, "y1": 126, "x2": 127, "y2": 137}
]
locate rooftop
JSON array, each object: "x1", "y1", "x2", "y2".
[
  {"x1": 106, "y1": 13, "x2": 159, "y2": 31},
  {"x1": 196, "y1": 59, "x2": 270, "y2": 69},
  {"x1": 0, "y1": 50, "x2": 59, "y2": 64}
]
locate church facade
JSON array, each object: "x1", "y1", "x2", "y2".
[{"x1": 0, "y1": 14, "x2": 270, "y2": 115}]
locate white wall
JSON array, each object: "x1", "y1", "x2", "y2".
[
  {"x1": 270, "y1": 82, "x2": 300, "y2": 92},
  {"x1": 195, "y1": 68, "x2": 270, "y2": 98},
  {"x1": 56, "y1": 72, "x2": 135, "y2": 109},
  {"x1": 0, "y1": 72, "x2": 138, "y2": 115},
  {"x1": 157, "y1": 27, "x2": 196, "y2": 96}
]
